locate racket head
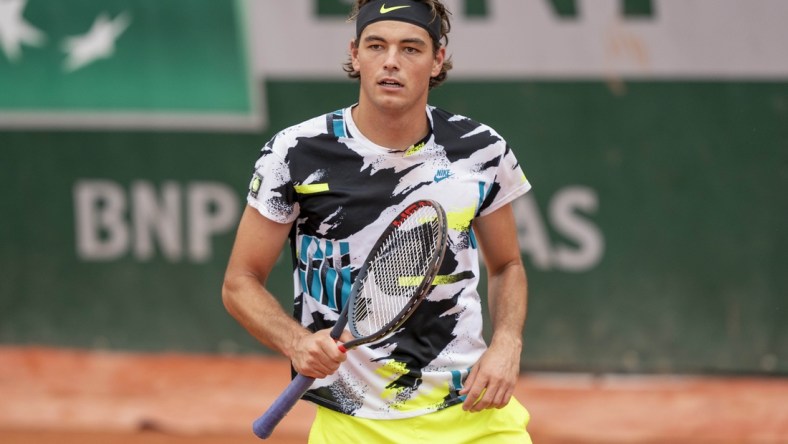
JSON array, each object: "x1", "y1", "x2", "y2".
[{"x1": 343, "y1": 200, "x2": 448, "y2": 348}]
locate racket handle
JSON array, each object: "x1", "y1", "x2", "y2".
[{"x1": 252, "y1": 373, "x2": 315, "y2": 439}]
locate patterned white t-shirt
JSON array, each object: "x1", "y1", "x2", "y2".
[{"x1": 247, "y1": 105, "x2": 531, "y2": 419}]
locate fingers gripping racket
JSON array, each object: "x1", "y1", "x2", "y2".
[{"x1": 252, "y1": 200, "x2": 448, "y2": 439}]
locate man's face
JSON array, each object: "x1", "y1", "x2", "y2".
[{"x1": 351, "y1": 20, "x2": 444, "y2": 113}]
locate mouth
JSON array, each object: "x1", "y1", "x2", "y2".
[{"x1": 378, "y1": 79, "x2": 404, "y2": 88}]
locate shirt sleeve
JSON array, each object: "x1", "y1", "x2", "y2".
[
  {"x1": 478, "y1": 142, "x2": 532, "y2": 217},
  {"x1": 246, "y1": 141, "x2": 299, "y2": 224}
]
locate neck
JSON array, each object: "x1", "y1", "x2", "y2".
[{"x1": 351, "y1": 101, "x2": 430, "y2": 151}]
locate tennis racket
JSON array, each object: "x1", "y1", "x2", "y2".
[{"x1": 252, "y1": 199, "x2": 448, "y2": 439}]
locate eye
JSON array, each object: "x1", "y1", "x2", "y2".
[{"x1": 404, "y1": 47, "x2": 420, "y2": 54}]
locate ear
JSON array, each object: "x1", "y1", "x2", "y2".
[
  {"x1": 431, "y1": 46, "x2": 446, "y2": 77},
  {"x1": 350, "y1": 39, "x2": 361, "y2": 71}
]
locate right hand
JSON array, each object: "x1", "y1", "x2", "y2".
[{"x1": 290, "y1": 328, "x2": 353, "y2": 379}]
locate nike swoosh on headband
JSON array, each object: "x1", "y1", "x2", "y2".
[{"x1": 380, "y1": 4, "x2": 411, "y2": 14}]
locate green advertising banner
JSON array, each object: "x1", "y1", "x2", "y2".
[
  {"x1": 0, "y1": 0, "x2": 257, "y2": 130},
  {"x1": 1, "y1": 1, "x2": 786, "y2": 376}
]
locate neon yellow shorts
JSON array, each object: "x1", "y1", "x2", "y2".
[{"x1": 308, "y1": 397, "x2": 532, "y2": 444}]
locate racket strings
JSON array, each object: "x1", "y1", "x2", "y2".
[{"x1": 351, "y1": 208, "x2": 441, "y2": 337}]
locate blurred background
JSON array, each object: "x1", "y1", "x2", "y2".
[{"x1": 1, "y1": 0, "x2": 787, "y2": 442}]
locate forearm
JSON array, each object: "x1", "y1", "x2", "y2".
[
  {"x1": 487, "y1": 260, "x2": 527, "y2": 355},
  {"x1": 222, "y1": 273, "x2": 309, "y2": 359},
  {"x1": 460, "y1": 259, "x2": 527, "y2": 410}
]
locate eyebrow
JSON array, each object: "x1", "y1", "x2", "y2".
[{"x1": 364, "y1": 34, "x2": 428, "y2": 47}]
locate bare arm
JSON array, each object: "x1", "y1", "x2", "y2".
[
  {"x1": 222, "y1": 205, "x2": 347, "y2": 378},
  {"x1": 460, "y1": 202, "x2": 527, "y2": 411}
]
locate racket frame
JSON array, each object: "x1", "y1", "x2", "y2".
[{"x1": 337, "y1": 199, "x2": 448, "y2": 351}]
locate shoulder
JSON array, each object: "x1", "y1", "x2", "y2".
[
  {"x1": 266, "y1": 112, "x2": 336, "y2": 149},
  {"x1": 429, "y1": 106, "x2": 503, "y2": 141},
  {"x1": 428, "y1": 106, "x2": 506, "y2": 156},
  {"x1": 253, "y1": 111, "x2": 340, "y2": 168}
]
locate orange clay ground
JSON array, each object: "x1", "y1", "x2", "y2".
[{"x1": 1, "y1": 346, "x2": 787, "y2": 443}]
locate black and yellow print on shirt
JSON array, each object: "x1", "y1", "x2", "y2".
[{"x1": 247, "y1": 105, "x2": 531, "y2": 418}]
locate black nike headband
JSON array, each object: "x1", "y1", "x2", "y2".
[{"x1": 356, "y1": 0, "x2": 442, "y2": 43}]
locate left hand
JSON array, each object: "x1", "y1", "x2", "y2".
[{"x1": 459, "y1": 340, "x2": 520, "y2": 412}]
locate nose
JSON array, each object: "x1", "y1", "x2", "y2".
[{"x1": 383, "y1": 48, "x2": 400, "y2": 71}]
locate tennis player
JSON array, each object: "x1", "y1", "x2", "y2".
[{"x1": 223, "y1": 0, "x2": 533, "y2": 441}]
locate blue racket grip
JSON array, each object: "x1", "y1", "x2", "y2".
[{"x1": 252, "y1": 373, "x2": 315, "y2": 439}]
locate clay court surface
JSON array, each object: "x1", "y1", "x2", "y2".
[{"x1": 1, "y1": 347, "x2": 786, "y2": 443}]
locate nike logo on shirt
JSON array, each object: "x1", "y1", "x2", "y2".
[{"x1": 434, "y1": 169, "x2": 453, "y2": 182}]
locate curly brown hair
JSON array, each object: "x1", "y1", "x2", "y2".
[{"x1": 342, "y1": 0, "x2": 453, "y2": 89}]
